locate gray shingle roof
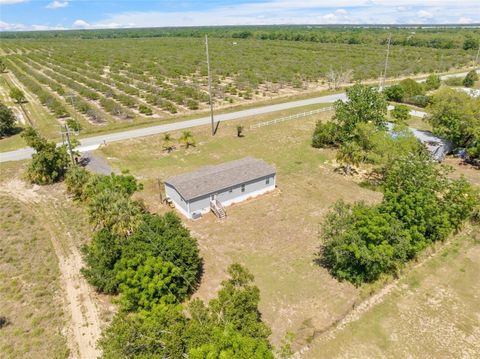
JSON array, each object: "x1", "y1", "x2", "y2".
[{"x1": 165, "y1": 157, "x2": 276, "y2": 201}]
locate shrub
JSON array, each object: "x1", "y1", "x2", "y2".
[
  {"x1": 66, "y1": 118, "x2": 81, "y2": 132},
  {"x1": 425, "y1": 74, "x2": 441, "y2": 90},
  {"x1": 391, "y1": 105, "x2": 410, "y2": 122},
  {"x1": 398, "y1": 78, "x2": 425, "y2": 99},
  {"x1": 312, "y1": 121, "x2": 340, "y2": 148},
  {"x1": 403, "y1": 95, "x2": 430, "y2": 108},
  {"x1": 138, "y1": 104, "x2": 153, "y2": 115},
  {"x1": 463, "y1": 70, "x2": 479, "y2": 88},
  {"x1": 320, "y1": 154, "x2": 479, "y2": 284},
  {"x1": 236, "y1": 125, "x2": 244, "y2": 137},
  {"x1": 443, "y1": 77, "x2": 463, "y2": 87},
  {"x1": 186, "y1": 99, "x2": 199, "y2": 110},
  {"x1": 65, "y1": 165, "x2": 90, "y2": 200},
  {"x1": 384, "y1": 84, "x2": 404, "y2": 102},
  {"x1": 9, "y1": 87, "x2": 26, "y2": 104}
]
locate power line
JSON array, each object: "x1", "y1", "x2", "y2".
[
  {"x1": 59, "y1": 123, "x2": 75, "y2": 164},
  {"x1": 380, "y1": 33, "x2": 392, "y2": 91},
  {"x1": 475, "y1": 44, "x2": 480, "y2": 69}
]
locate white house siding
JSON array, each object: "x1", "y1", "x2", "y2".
[
  {"x1": 165, "y1": 183, "x2": 190, "y2": 218},
  {"x1": 186, "y1": 174, "x2": 276, "y2": 217}
]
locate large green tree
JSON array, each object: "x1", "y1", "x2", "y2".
[
  {"x1": 81, "y1": 229, "x2": 123, "y2": 294},
  {"x1": 120, "y1": 212, "x2": 202, "y2": 297},
  {"x1": 334, "y1": 84, "x2": 388, "y2": 138},
  {"x1": 21, "y1": 127, "x2": 70, "y2": 184},
  {"x1": 321, "y1": 201, "x2": 409, "y2": 284},
  {"x1": 98, "y1": 264, "x2": 274, "y2": 359},
  {"x1": 116, "y1": 255, "x2": 184, "y2": 311},
  {"x1": 427, "y1": 87, "x2": 480, "y2": 148}
]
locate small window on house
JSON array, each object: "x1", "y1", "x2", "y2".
[
  {"x1": 241, "y1": 184, "x2": 245, "y2": 192},
  {"x1": 229, "y1": 188, "x2": 233, "y2": 193},
  {"x1": 210, "y1": 194, "x2": 215, "y2": 200},
  {"x1": 266, "y1": 177, "x2": 270, "y2": 185}
]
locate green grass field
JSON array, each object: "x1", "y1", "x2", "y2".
[{"x1": 0, "y1": 194, "x2": 69, "y2": 358}]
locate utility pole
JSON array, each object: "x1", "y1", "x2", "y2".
[
  {"x1": 380, "y1": 33, "x2": 392, "y2": 91},
  {"x1": 61, "y1": 124, "x2": 75, "y2": 164},
  {"x1": 205, "y1": 35, "x2": 215, "y2": 136}
]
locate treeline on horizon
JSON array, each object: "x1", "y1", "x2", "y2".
[{"x1": 1, "y1": 25, "x2": 479, "y2": 50}]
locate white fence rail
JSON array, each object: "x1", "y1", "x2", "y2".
[{"x1": 250, "y1": 106, "x2": 334, "y2": 129}]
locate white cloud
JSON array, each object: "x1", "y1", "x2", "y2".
[
  {"x1": 458, "y1": 17, "x2": 473, "y2": 24},
  {"x1": 46, "y1": 1, "x2": 69, "y2": 9},
  {"x1": 88, "y1": 1, "x2": 479, "y2": 28},
  {"x1": 417, "y1": 10, "x2": 433, "y2": 19},
  {"x1": 1, "y1": 1, "x2": 480, "y2": 31},
  {"x1": 72, "y1": 19, "x2": 90, "y2": 29},
  {"x1": 0, "y1": 20, "x2": 65, "y2": 31},
  {"x1": 0, "y1": 0, "x2": 29, "y2": 4}
]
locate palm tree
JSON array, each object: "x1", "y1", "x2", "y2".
[
  {"x1": 163, "y1": 133, "x2": 175, "y2": 153},
  {"x1": 336, "y1": 142, "x2": 363, "y2": 175},
  {"x1": 179, "y1": 130, "x2": 195, "y2": 149}
]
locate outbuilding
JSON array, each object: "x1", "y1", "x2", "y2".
[{"x1": 164, "y1": 157, "x2": 276, "y2": 219}]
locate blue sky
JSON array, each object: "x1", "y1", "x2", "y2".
[{"x1": 0, "y1": 1, "x2": 479, "y2": 31}]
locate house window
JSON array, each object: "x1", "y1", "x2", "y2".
[
  {"x1": 229, "y1": 188, "x2": 233, "y2": 193},
  {"x1": 241, "y1": 184, "x2": 245, "y2": 192},
  {"x1": 266, "y1": 177, "x2": 270, "y2": 185},
  {"x1": 210, "y1": 194, "x2": 215, "y2": 200}
]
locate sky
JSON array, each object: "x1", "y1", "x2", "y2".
[{"x1": 0, "y1": 0, "x2": 479, "y2": 31}]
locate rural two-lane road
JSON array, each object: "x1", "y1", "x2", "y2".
[
  {"x1": 1, "y1": 93, "x2": 347, "y2": 162},
  {"x1": 2, "y1": 69, "x2": 477, "y2": 163}
]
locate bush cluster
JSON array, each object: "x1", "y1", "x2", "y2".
[{"x1": 321, "y1": 154, "x2": 478, "y2": 284}]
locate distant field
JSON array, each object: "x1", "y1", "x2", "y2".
[
  {"x1": 0, "y1": 194, "x2": 68, "y2": 358},
  {"x1": 0, "y1": 28, "x2": 477, "y2": 146}
]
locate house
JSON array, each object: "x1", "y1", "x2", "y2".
[
  {"x1": 386, "y1": 122, "x2": 452, "y2": 161},
  {"x1": 164, "y1": 157, "x2": 276, "y2": 219},
  {"x1": 409, "y1": 128, "x2": 452, "y2": 161}
]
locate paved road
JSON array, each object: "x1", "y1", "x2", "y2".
[
  {"x1": 1, "y1": 93, "x2": 347, "y2": 162},
  {"x1": 1, "y1": 69, "x2": 474, "y2": 163}
]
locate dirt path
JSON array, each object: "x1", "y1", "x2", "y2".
[{"x1": 0, "y1": 180, "x2": 103, "y2": 359}]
